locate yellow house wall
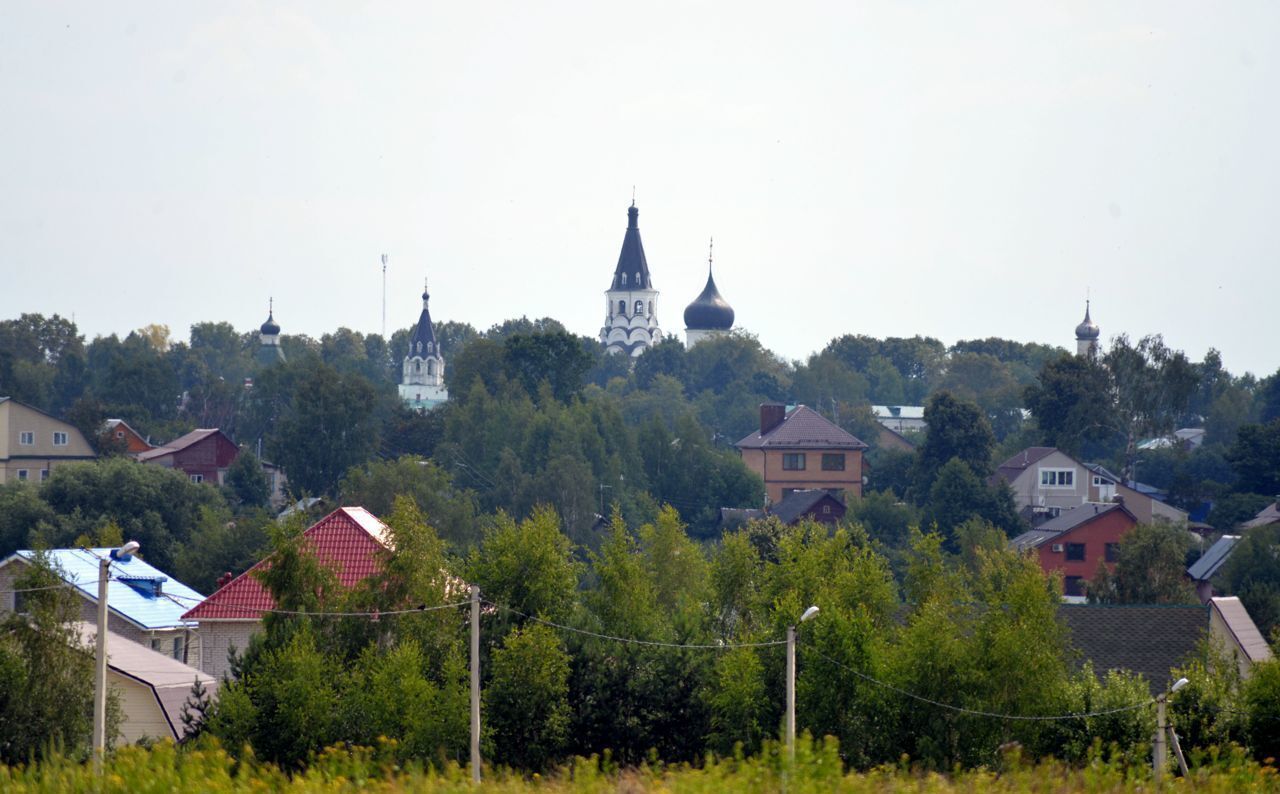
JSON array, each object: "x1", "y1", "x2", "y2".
[
  {"x1": 111, "y1": 673, "x2": 175, "y2": 743},
  {"x1": 741, "y1": 448, "x2": 863, "y2": 505},
  {"x1": 0, "y1": 401, "x2": 95, "y2": 484}
]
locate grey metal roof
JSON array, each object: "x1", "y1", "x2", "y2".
[
  {"x1": 993, "y1": 446, "x2": 1060, "y2": 484},
  {"x1": 1083, "y1": 462, "x2": 1121, "y2": 483},
  {"x1": 610, "y1": 204, "x2": 653, "y2": 290},
  {"x1": 1210, "y1": 597, "x2": 1274, "y2": 665},
  {"x1": 1036, "y1": 502, "x2": 1133, "y2": 534},
  {"x1": 735, "y1": 406, "x2": 868, "y2": 450},
  {"x1": 1187, "y1": 535, "x2": 1240, "y2": 582},
  {"x1": 683, "y1": 268, "x2": 734, "y2": 330},
  {"x1": 1011, "y1": 528, "x2": 1061, "y2": 551},
  {"x1": 407, "y1": 284, "x2": 439, "y2": 356},
  {"x1": 770, "y1": 490, "x2": 843, "y2": 525},
  {"x1": 1059, "y1": 604, "x2": 1207, "y2": 694},
  {"x1": 1242, "y1": 501, "x2": 1280, "y2": 529},
  {"x1": 1075, "y1": 300, "x2": 1100, "y2": 340}
]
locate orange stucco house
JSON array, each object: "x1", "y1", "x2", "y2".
[{"x1": 735, "y1": 403, "x2": 869, "y2": 506}]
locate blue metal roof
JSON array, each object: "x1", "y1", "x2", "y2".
[
  {"x1": 1187, "y1": 535, "x2": 1241, "y2": 582},
  {"x1": 6, "y1": 549, "x2": 205, "y2": 630}
]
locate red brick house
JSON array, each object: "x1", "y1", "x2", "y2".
[
  {"x1": 137, "y1": 428, "x2": 239, "y2": 485},
  {"x1": 736, "y1": 403, "x2": 869, "y2": 505},
  {"x1": 1011, "y1": 502, "x2": 1138, "y2": 599}
]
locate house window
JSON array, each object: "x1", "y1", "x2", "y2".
[
  {"x1": 821, "y1": 453, "x2": 845, "y2": 471},
  {"x1": 634, "y1": 300, "x2": 644, "y2": 315},
  {"x1": 40, "y1": 469, "x2": 49, "y2": 482},
  {"x1": 648, "y1": 301, "x2": 653, "y2": 315},
  {"x1": 619, "y1": 300, "x2": 626, "y2": 315},
  {"x1": 16, "y1": 469, "x2": 29, "y2": 481},
  {"x1": 190, "y1": 474, "x2": 204, "y2": 484},
  {"x1": 19, "y1": 431, "x2": 34, "y2": 446},
  {"x1": 116, "y1": 431, "x2": 125, "y2": 439},
  {"x1": 782, "y1": 453, "x2": 806, "y2": 471},
  {"x1": 52, "y1": 432, "x2": 68, "y2": 446},
  {"x1": 1039, "y1": 468, "x2": 1074, "y2": 488},
  {"x1": 821, "y1": 505, "x2": 831, "y2": 514},
  {"x1": 1065, "y1": 543, "x2": 1086, "y2": 561},
  {"x1": 1092, "y1": 476, "x2": 1106, "y2": 486},
  {"x1": 1064, "y1": 576, "x2": 1085, "y2": 597},
  {"x1": 1105, "y1": 543, "x2": 1120, "y2": 563}
]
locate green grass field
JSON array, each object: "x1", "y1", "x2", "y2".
[{"x1": 3, "y1": 738, "x2": 1279, "y2": 793}]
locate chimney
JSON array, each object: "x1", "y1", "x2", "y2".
[{"x1": 760, "y1": 403, "x2": 786, "y2": 435}]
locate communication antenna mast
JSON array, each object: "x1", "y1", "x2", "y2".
[{"x1": 380, "y1": 254, "x2": 388, "y2": 338}]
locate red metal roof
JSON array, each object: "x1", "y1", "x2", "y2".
[{"x1": 181, "y1": 507, "x2": 389, "y2": 621}]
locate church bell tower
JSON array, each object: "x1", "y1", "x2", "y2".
[{"x1": 600, "y1": 202, "x2": 662, "y2": 356}]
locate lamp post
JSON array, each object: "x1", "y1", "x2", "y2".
[
  {"x1": 786, "y1": 605, "x2": 820, "y2": 762},
  {"x1": 1154, "y1": 676, "x2": 1189, "y2": 782},
  {"x1": 93, "y1": 540, "x2": 139, "y2": 771}
]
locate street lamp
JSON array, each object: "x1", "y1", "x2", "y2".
[
  {"x1": 93, "y1": 540, "x2": 139, "y2": 770},
  {"x1": 1154, "y1": 676, "x2": 1190, "y2": 781},
  {"x1": 786, "y1": 605, "x2": 820, "y2": 761}
]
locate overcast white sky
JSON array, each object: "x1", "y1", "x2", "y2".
[{"x1": 3, "y1": 3, "x2": 1277, "y2": 376}]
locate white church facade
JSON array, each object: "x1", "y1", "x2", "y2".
[{"x1": 399, "y1": 280, "x2": 449, "y2": 411}]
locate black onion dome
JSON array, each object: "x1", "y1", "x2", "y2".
[
  {"x1": 1075, "y1": 301, "x2": 1100, "y2": 340},
  {"x1": 260, "y1": 311, "x2": 280, "y2": 336},
  {"x1": 684, "y1": 270, "x2": 734, "y2": 330}
]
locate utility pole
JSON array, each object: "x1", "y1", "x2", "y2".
[
  {"x1": 785, "y1": 624, "x2": 796, "y2": 762},
  {"x1": 381, "y1": 254, "x2": 388, "y2": 339},
  {"x1": 785, "y1": 605, "x2": 820, "y2": 763},
  {"x1": 1153, "y1": 697, "x2": 1166, "y2": 783},
  {"x1": 93, "y1": 555, "x2": 109, "y2": 771},
  {"x1": 470, "y1": 584, "x2": 481, "y2": 784},
  {"x1": 93, "y1": 541, "x2": 140, "y2": 772},
  {"x1": 1153, "y1": 676, "x2": 1189, "y2": 782}
]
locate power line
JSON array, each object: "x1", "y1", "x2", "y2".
[
  {"x1": 803, "y1": 646, "x2": 1152, "y2": 722},
  {"x1": 162, "y1": 591, "x2": 472, "y2": 618},
  {"x1": 485, "y1": 601, "x2": 786, "y2": 650}
]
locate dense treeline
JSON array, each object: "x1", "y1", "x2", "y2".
[
  {"x1": 3, "y1": 310, "x2": 1280, "y2": 614},
  {"x1": 4, "y1": 311, "x2": 1280, "y2": 774},
  {"x1": 184, "y1": 501, "x2": 1280, "y2": 771}
]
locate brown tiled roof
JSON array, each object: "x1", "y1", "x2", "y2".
[
  {"x1": 182, "y1": 507, "x2": 390, "y2": 621},
  {"x1": 1058, "y1": 604, "x2": 1207, "y2": 694},
  {"x1": 137, "y1": 428, "x2": 224, "y2": 461},
  {"x1": 992, "y1": 446, "x2": 1060, "y2": 484},
  {"x1": 735, "y1": 406, "x2": 868, "y2": 450}
]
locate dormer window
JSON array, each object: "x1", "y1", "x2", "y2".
[
  {"x1": 427, "y1": 342, "x2": 433, "y2": 354},
  {"x1": 416, "y1": 341, "x2": 422, "y2": 354},
  {"x1": 621, "y1": 273, "x2": 627, "y2": 286},
  {"x1": 635, "y1": 272, "x2": 641, "y2": 286}
]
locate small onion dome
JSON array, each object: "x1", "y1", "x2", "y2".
[
  {"x1": 260, "y1": 312, "x2": 281, "y2": 336},
  {"x1": 684, "y1": 270, "x2": 735, "y2": 330},
  {"x1": 1075, "y1": 301, "x2": 1100, "y2": 340}
]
